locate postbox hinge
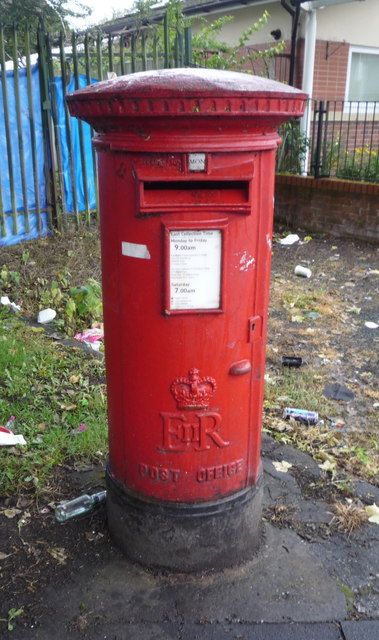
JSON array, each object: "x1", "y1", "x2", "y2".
[{"x1": 248, "y1": 315, "x2": 263, "y2": 343}]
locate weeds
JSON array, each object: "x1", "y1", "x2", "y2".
[
  {"x1": 264, "y1": 367, "x2": 331, "y2": 413},
  {"x1": 0, "y1": 308, "x2": 107, "y2": 496},
  {"x1": 1, "y1": 263, "x2": 102, "y2": 336},
  {"x1": 337, "y1": 145, "x2": 379, "y2": 183},
  {"x1": 0, "y1": 607, "x2": 24, "y2": 631},
  {"x1": 276, "y1": 120, "x2": 309, "y2": 175},
  {"x1": 264, "y1": 413, "x2": 379, "y2": 483},
  {"x1": 329, "y1": 501, "x2": 368, "y2": 535},
  {"x1": 338, "y1": 580, "x2": 356, "y2": 615},
  {"x1": 0, "y1": 231, "x2": 102, "y2": 336},
  {"x1": 323, "y1": 139, "x2": 379, "y2": 182},
  {"x1": 264, "y1": 503, "x2": 298, "y2": 526},
  {"x1": 264, "y1": 359, "x2": 379, "y2": 482}
]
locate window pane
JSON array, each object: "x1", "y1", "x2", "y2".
[{"x1": 348, "y1": 51, "x2": 379, "y2": 101}]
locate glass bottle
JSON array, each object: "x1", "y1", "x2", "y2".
[{"x1": 55, "y1": 490, "x2": 106, "y2": 522}]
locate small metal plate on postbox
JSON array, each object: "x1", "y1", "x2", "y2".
[
  {"x1": 248, "y1": 315, "x2": 263, "y2": 342},
  {"x1": 188, "y1": 153, "x2": 206, "y2": 172}
]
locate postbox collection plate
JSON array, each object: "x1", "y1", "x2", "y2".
[
  {"x1": 164, "y1": 220, "x2": 227, "y2": 315},
  {"x1": 168, "y1": 229, "x2": 222, "y2": 311}
]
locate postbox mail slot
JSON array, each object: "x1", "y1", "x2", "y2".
[{"x1": 141, "y1": 180, "x2": 251, "y2": 212}]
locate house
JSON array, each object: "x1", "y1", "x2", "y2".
[
  {"x1": 183, "y1": 0, "x2": 379, "y2": 103},
  {"x1": 180, "y1": 0, "x2": 379, "y2": 242},
  {"x1": 100, "y1": 0, "x2": 379, "y2": 103}
]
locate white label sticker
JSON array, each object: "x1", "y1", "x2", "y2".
[
  {"x1": 169, "y1": 230, "x2": 222, "y2": 310},
  {"x1": 121, "y1": 241, "x2": 151, "y2": 259},
  {"x1": 188, "y1": 153, "x2": 206, "y2": 172}
]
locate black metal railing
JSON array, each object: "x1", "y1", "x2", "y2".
[{"x1": 277, "y1": 99, "x2": 379, "y2": 183}]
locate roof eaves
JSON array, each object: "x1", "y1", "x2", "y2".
[
  {"x1": 93, "y1": 0, "x2": 274, "y2": 35},
  {"x1": 182, "y1": 0, "x2": 274, "y2": 16}
]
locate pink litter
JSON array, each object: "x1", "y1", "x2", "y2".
[{"x1": 74, "y1": 328, "x2": 104, "y2": 344}]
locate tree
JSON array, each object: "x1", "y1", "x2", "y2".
[
  {"x1": 121, "y1": 0, "x2": 284, "y2": 76},
  {"x1": 191, "y1": 11, "x2": 285, "y2": 75},
  {"x1": 0, "y1": 0, "x2": 91, "y2": 55}
]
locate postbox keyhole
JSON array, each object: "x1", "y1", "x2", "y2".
[{"x1": 248, "y1": 316, "x2": 262, "y2": 343}]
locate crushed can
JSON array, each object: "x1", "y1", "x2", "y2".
[{"x1": 283, "y1": 407, "x2": 319, "y2": 425}]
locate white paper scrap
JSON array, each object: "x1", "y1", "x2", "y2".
[
  {"x1": 38, "y1": 308, "x2": 56, "y2": 324},
  {"x1": 0, "y1": 433, "x2": 27, "y2": 446},
  {"x1": 279, "y1": 234, "x2": 300, "y2": 246},
  {"x1": 365, "y1": 504, "x2": 379, "y2": 524},
  {"x1": 1, "y1": 296, "x2": 21, "y2": 311},
  {"x1": 272, "y1": 460, "x2": 293, "y2": 473}
]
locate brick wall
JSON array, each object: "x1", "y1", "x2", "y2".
[
  {"x1": 294, "y1": 39, "x2": 349, "y2": 100},
  {"x1": 312, "y1": 40, "x2": 349, "y2": 101},
  {"x1": 244, "y1": 38, "x2": 349, "y2": 101},
  {"x1": 275, "y1": 175, "x2": 379, "y2": 243}
]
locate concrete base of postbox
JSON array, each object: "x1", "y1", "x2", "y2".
[{"x1": 106, "y1": 469, "x2": 263, "y2": 572}]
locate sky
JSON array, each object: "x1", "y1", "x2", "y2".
[{"x1": 67, "y1": 0, "x2": 136, "y2": 29}]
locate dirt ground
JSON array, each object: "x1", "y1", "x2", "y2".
[
  {"x1": 268, "y1": 230, "x2": 379, "y2": 432},
  {"x1": 0, "y1": 226, "x2": 378, "y2": 634}
]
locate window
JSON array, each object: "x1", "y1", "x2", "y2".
[{"x1": 346, "y1": 46, "x2": 379, "y2": 102}]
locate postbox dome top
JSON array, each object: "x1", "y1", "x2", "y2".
[
  {"x1": 68, "y1": 68, "x2": 305, "y2": 100},
  {"x1": 66, "y1": 68, "x2": 307, "y2": 126}
]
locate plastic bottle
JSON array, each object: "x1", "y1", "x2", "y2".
[
  {"x1": 55, "y1": 490, "x2": 106, "y2": 522},
  {"x1": 4, "y1": 416, "x2": 15, "y2": 430}
]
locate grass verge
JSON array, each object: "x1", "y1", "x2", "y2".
[{"x1": 0, "y1": 307, "x2": 107, "y2": 496}]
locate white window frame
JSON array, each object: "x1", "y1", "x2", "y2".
[{"x1": 345, "y1": 45, "x2": 379, "y2": 113}]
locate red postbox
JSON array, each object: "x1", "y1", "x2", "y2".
[{"x1": 67, "y1": 69, "x2": 306, "y2": 571}]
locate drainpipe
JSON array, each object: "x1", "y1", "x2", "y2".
[
  {"x1": 300, "y1": 3, "x2": 317, "y2": 174},
  {"x1": 280, "y1": 0, "x2": 301, "y2": 87}
]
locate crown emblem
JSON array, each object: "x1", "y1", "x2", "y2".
[{"x1": 170, "y1": 368, "x2": 217, "y2": 410}]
